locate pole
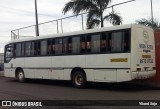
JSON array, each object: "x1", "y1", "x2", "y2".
[
  {"x1": 81, "y1": 14, "x2": 84, "y2": 30},
  {"x1": 151, "y1": 0, "x2": 154, "y2": 28},
  {"x1": 35, "y1": 0, "x2": 39, "y2": 36}
]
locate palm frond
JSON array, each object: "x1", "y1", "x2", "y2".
[
  {"x1": 87, "y1": 9, "x2": 100, "y2": 23},
  {"x1": 87, "y1": 18, "x2": 100, "y2": 29},
  {"x1": 91, "y1": 0, "x2": 111, "y2": 10},
  {"x1": 62, "y1": 1, "x2": 75, "y2": 14},
  {"x1": 62, "y1": 0, "x2": 98, "y2": 15},
  {"x1": 136, "y1": 18, "x2": 160, "y2": 29},
  {"x1": 62, "y1": 0, "x2": 122, "y2": 28},
  {"x1": 103, "y1": 11, "x2": 122, "y2": 25},
  {"x1": 136, "y1": 18, "x2": 152, "y2": 26}
]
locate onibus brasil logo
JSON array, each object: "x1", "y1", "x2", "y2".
[{"x1": 143, "y1": 30, "x2": 149, "y2": 44}]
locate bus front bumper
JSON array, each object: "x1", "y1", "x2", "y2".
[{"x1": 132, "y1": 70, "x2": 156, "y2": 79}]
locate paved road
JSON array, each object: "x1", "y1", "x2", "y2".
[{"x1": 0, "y1": 77, "x2": 160, "y2": 109}]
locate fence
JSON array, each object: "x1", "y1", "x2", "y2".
[
  {"x1": 11, "y1": 0, "x2": 157, "y2": 41},
  {"x1": 11, "y1": 13, "x2": 87, "y2": 40}
]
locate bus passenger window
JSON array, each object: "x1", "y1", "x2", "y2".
[
  {"x1": 21, "y1": 43, "x2": 25, "y2": 56},
  {"x1": 101, "y1": 33, "x2": 110, "y2": 52},
  {"x1": 47, "y1": 39, "x2": 52, "y2": 55},
  {"x1": 15, "y1": 43, "x2": 21, "y2": 57},
  {"x1": 37, "y1": 41, "x2": 41, "y2": 56},
  {"x1": 48, "y1": 45, "x2": 52, "y2": 54},
  {"x1": 31, "y1": 42, "x2": 36, "y2": 56},
  {"x1": 91, "y1": 34, "x2": 100, "y2": 53},
  {"x1": 68, "y1": 38, "x2": 72, "y2": 53},
  {"x1": 86, "y1": 36, "x2": 91, "y2": 52},
  {"x1": 80, "y1": 36, "x2": 86, "y2": 53},
  {"x1": 52, "y1": 39, "x2": 55, "y2": 54},
  {"x1": 63, "y1": 38, "x2": 68, "y2": 54},
  {"x1": 111, "y1": 32, "x2": 123, "y2": 52},
  {"x1": 41, "y1": 40, "x2": 47, "y2": 55},
  {"x1": 25, "y1": 42, "x2": 31, "y2": 56},
  {"x1": 72, "y1": 36, "x2": 80, "y2": 54},
  {"x1": 123, "y1": 30, "x2": 130, "y2": 52},
  {"x1": 55, "y1": 39, "x2": 62, "y2": 54}
]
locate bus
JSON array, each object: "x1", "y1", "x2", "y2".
[
  {"x1": 0, "y1": 53, "x2": 4, "y2": 71},
  {"x1": 142, "y1": 29, "x2": 160, "y2": 85},
  {"x1": 4, "y1": 24, "x2": 156, "y2": 88}
]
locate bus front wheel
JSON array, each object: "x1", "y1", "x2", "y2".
[
  {"x1": 16, "y1": 70, "x2": 25, "y2": 82},
  {"x1": 72, "y1": 71, "x2": 86, "y2": 88}
]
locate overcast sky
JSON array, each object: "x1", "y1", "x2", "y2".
[{"x1": 0, "y1": 0, "x2": 160, "y2": 53}]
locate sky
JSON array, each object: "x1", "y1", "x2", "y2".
[{"x1": 0, "y1": 0, "x2": 160, "y2": 53}]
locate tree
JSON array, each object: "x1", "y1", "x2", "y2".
[
  {"x1": 62, "y1": 0, "x2": 122, "y2": 29},
  {"x1": 136, "y1": 18, "x2": 160, "y2": 29}
]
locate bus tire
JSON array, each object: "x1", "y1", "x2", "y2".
[
  {"x1": 16, "y1": 69, "x2": 25, "y2": 82},
  {"x1": 72, "y1": 71, "x2": 86, "y2": 88}
]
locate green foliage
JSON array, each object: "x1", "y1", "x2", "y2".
[
  {"x1": 62, "y1": 0, "x2": 122, "y2": 29},
  {"x1": 136, "y1": 18, "x2": 160, "y2": 29}
]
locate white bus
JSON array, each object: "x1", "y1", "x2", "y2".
[{"x1": 4, "y1": 24, "x2": 156, "y2": 88}]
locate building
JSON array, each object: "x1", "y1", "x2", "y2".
[{"x1": 0, "y1": 53, "x2": 4, "y2": 71}]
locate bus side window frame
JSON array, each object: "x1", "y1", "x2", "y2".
[
  {"x1": 68, "y1": 37, "x2": 72, "y2": 53},
  {"x1": 40, "y1": 40, "x2": 48, "y2": 56},
  {"x1": 86, "y1": 35, "x2": 91, "y2": 53},
  {"x1": 15, "y1": 43, "x2": 22, "y2": 57},
  {"x1": 47, "y1": 39, "x2": 52, "y2": 55},
  {"x1": 109, "y1": 29, "x2": 131, "y2": 53},
  {"x1": 25, "y1": 42, "x2": 32, "y2": 57},
  {"x1": 123, "y1": 29, "x2": 131, "y2": 52},
  {"x1": 91, "y1": 33, "x2": 101, "y2": 53},
  {"x1": 52, "y1": 39, "x2": 55, "y2": 55},
  {"x1": 55, "y1": 38, "x2": 62, "y2": 55},
  {"x1": 72, "y1": 36, "x2": 80, "y2": 54},
  {"x1": 21, "y1": 43, "x2": 25, "y2": 57},
  {"x1": 62, "y1": 37, "x2": 69, "y2": 54},
  {"x1": 80, "y1": 35, "x2": 86, "y2": 53},
  {"x1": 31, "y1": 41, "x2": 36, "y2": 56},
  {"x1": 101, "y1": 32, "x2": 110, "y2": 53}
]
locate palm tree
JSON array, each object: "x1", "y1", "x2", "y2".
[
  {"x1": 136, "y1": 18, "x2": 160, "y2": 29},
  {"x1": 62, "y1": 0, "x2": 122, "y2": 29}
]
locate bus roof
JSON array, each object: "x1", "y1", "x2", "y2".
[{"x1": 6, "y1": 24, "x2": 151, "y2": 45}]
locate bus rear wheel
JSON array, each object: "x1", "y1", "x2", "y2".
[
  {"x1": 16, "y1": 70, "x2": 25, "y2": 82},
  {"x1": 72, "y1": 71, "x2": 86, "y2": 88}
]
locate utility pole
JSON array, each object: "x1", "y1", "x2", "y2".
[
  {"x1": 151, "y1": 0, "x2": 154, "y2": 28},
  {"x1": 35, "y1": 0, "x2": 39, "y2": 36}
]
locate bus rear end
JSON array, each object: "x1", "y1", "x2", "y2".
[
  {"x1": 143, "y1": 29, "x2": 160, "y2": 84},
  {"x1": 131, "y1": 25, "x2": 156, "y2": 80}
]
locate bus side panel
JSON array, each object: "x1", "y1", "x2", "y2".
[
  {"x1": 34, "y1": 57, "x2": 51, "y2": 79},
  {"x1": 116, "y1": 69, "x2": 132, "y2": 82},
  {"x1": 86, "y1": 53, "x2": 131, "y2": 82},
  {"x1": 4, "y1": 63, "x2": 15, "y2": 77},
  {"x1": 93, "y1": 69, "x2": 117, "y2": 82},
  {"x1": 51, "y1": 55, "x2": 86, "y2": 80},
  {"x1": 24, "y1": 57, "x2": 35, "y2": 79},
  {"x1": 5, "y1": 58, "x2": 25, "y2": 78},
  {"x1": 85, "y1": 54, "x2": 131, "y2": 68}
]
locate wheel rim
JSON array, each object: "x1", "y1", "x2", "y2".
[
  {"x1": 18, "y1": 72, "x2": 24, "y2": 81},
  {"x1": 75, "y1": 74, "x2": 83, "y2": 86}
]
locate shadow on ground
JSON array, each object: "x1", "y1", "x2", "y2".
[{"x1": 6, "y1": 77, "x2": 160, "y2": 92}]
